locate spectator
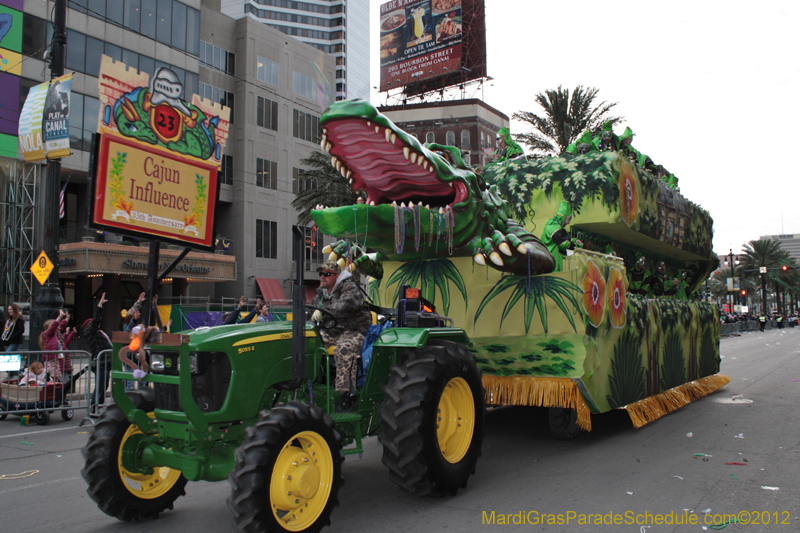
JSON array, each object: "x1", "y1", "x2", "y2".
[
  {"x1": 82, "y1": 292, "x2": 113, "y2": 411},
  {"x1": 2, "y1": 304, "x2": 26, "y2": 352},
  {"x1": 40, "y1": 310, "x2": 75, "y2": 382},
  {"x1": 19, "y1": 361, "x2": 48, "y2": 386},
  {"x1": 123, "y1": 292, "x2": 146, "y2": 332}
]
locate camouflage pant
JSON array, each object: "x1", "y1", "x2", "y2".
[{"x1": 322, "y1": 331, "x2": 365, "y2": 393}]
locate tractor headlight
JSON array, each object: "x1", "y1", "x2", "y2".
[
  {"x1": 151, "y1": 353, "x2": 165, "y2": 372},
  {"x1": 177, "y1": 353, "x2": 201, "y2": 374}
]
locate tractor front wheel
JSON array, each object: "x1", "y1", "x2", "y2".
[
  {"x1": 227, "y1": 401, "x2": 343, "y2": 533},
  {"x1": 548, "y1": 407, "x2": 581, "y2": 440},
  {"x1": 81, "y1": 403, "x2": 187, "y2": 521},
  {"x1": 379, "y1": 339, "x2": 485, "y2": 496}
]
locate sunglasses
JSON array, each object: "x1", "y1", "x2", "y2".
[{"x1": 319, "y1": 271, "x2": 335, "y2": 277}]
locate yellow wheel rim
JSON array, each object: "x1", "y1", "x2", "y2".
[
  {"x1": 436, "y1": 377, "x2": 475, "y2": 464},
  {"x1": 269, "y1": 430, "x2": 334, "y2": 532},
  {"x1": 117, "y1": 414, "x2": 183, "y2": 499}
]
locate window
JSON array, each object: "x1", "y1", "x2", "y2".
[
  {"x1": 425, "y1": 132, "x2": 435, "y2": 144},
  {"x1": 186, "y1": 7, "x2": 200, "y2": 56},
  {"x1": 106, "y1": 0, "x2": 124, "y2": 26},
  {"x1": 446, "y1": 130, "x2": 455, "y2": 146},
  {"x1": 256, "y1": 158, "x2": 278, "y2": 190},
  {"x1": 124, "y1": 0, "x2": 140, "y2": 33},
  {"x1": 257, "y1": 96, "x2": 278, "y2": 130},
  {"x1": 156, "y1": 0, "x2": 171, "y2": 45},
  {"x1": 257, "y1": 56, "x2": 279, "y2": 86},
  {"x1": 66, "y1": 29, "x2": 86, "y2": 73},
  {"x1": 171, "y1": 1, "x2": 186, "y2": 50},
  {"x1": 293, "y1": 71, "x2": 316, "y2": 100},
  {"x1": 200, "y1": 41, "x2": 235, "y2": 75},
  {"x1": 293, "y1": 109, "x2": 319, "y2": 143},
  {"x1": 256, "y1": 219, "x2": 278, "y2": 259},
  {"x1": 480, "y1": 131, "x2": 485, "y2": 148},
  {"x1": 140, "y1": 0, "x2": 156, "y2": 40},
  {"x1": 292, "y1": 225, "x2": 322, "y2": 265},
  {"x1": 460, "y1": 130, "x2": 471, "y2": 150},
  {"x1": 462, "y1": 151, "x2": 471, "y2": 166},
  {"x1": 199, "y1": 82, "x2": 235, "y2": 124},
  {"x1": 22, "y1": 14, "x2": 52, "y2": 60},
  {"x1": 219, "y1": 155, "x2": 234, "y2": 185},
  {"x1": 292, "y1": 167, "x2": 316, "y2": 194},
  {"x1": 85, "y1": 36, "x2": 104, "y2": 77}
]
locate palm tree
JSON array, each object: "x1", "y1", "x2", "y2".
[
  {"x1": 740, "y1": 239, "x2": 790, "y2": 314},
  {"x1": 291, "y1": 149, "x2": 359, "y2": 225},
  {"x1": 512, "y1": 85, "x2": 623, "y2": 158}
]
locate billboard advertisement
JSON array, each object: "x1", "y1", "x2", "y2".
[
  {"x1": 91, "y1": 55, "x2": 230, "y2": 250},
  {"x1": 379, "y1": 0, "x2": 464, "y2": 91}
]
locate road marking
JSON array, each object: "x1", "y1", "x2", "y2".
[
  {"x1": 0, "y1": 476, "x2": 81, "y2": 494},
  {"x1": 0, "y1": 425, "x2": 85, "y2": 440}
]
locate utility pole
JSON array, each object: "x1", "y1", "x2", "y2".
[{"x1": 29, "y1": 0, "x2": 67, "y2": 350}]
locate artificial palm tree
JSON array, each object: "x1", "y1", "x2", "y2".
[
  {"x1": 291, "y1": 149, "x2": 359, "y2": 225},
  {"x1": 512, "y1": 85, "x2": 623, "y2": 158}
]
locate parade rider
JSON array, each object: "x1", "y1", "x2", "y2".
[
  {"x1": 310, "y1": 260, "x2": 372, "y2": 412},
  {"x1": 541, "y1": 200, "x2": 583, "y2": 272}
]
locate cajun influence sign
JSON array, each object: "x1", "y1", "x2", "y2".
[{"x1": 90, "y1": 55, "x2": 230, "y2": 250}]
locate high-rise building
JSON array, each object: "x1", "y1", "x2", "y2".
[
  {"x1": 761, "y1": 234, "x2": 800, "y2": 264},
  {"x1": 220, "y1": 0, "x2": 370, "y2": 100}
]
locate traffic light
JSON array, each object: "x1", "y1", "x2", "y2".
[{"x1": 740, "y1": 289, "x2": 747, "y2": 296}]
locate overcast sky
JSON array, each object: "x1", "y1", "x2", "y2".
[{"x1": 369, "y1": 0, "x2": 800, "y2": 256}]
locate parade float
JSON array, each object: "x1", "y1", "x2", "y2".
[{"x1": 312, "y1": 99, "x2": 728, "y2": 435}]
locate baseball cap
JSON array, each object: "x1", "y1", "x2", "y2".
[{"x1": 316, "y1": 260, "x2": 341, "y2": 274}]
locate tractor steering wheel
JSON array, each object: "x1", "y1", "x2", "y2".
[{"x1": 306, "y1": 305, "x2": 339, "y2": 328}]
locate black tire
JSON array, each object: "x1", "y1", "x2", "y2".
[
  {"x1": 379, "y1": 339, "x2": 485, "y2": 496},
  {"x1": 81, "y1": 399, "x2": 187, "y2": 521},
  {"x1": 35, "y1": 411, "x2": 50, "y2": 425},
  {"x1": 548, "y1": 407, "x2": 580, "y2": 440},
  {"x1": 62, "y1": 408, "x2": 74, "y2": 421},
  {"x1": 0, "y1": 403, "x2": 7, "y2": 421},
  {"x1": 227, "y1": 401, "x2": 344, "y2": 533}
]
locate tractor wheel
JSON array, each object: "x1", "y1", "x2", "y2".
[
  {"x1": 548, "y1": 407, "x2": 580, "y2": 440},
  {"x1": 379, "y1": 339, "x2": 485, "y2": 496},
  {"x1": 227, "y1": 401, "x2": 343, "y2": 533},
  {"x1": 81, "y1": 402, "x2": 187, "y2": 521}
]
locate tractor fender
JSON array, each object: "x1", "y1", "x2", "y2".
[{"x1": 372, "y1": 327, "x2": 471, "y2": 350}]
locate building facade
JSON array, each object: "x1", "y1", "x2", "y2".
[
  {"x1": 760, "y1": 234, "x2": 800, "y2": 264},
  {"x1": 220, "y1": 0, "x2": 370, "y2": 100}
]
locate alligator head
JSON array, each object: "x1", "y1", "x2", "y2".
[{"x1": 311, "y1": 99, "x2": 554, "y2": 275}]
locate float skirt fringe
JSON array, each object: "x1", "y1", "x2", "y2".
[{"x1": 623, "y1": 374, "x2": 730, "y2": 428}]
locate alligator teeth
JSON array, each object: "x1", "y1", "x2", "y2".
[
  {"x1": 322, "y1": 244, "x2": 333, "y2": 254},
  {"x1": 366, "y1": 121, "x2": 371, "y2": 127},
  {"x1": 347, "y1": 263, "x2": 357, "y2": 272},
  {"x1": 369, "y1": 201, "x2": 375, "y2": 206},
  {"x1": 403, "y1": 147, "x2": 410, "y2": 159},
  {"x1": 410, "y1": 153, "x2": 417, "y2": 164},
  {"x1": 329, "y1": 252, "x2": 338, "y2": 261},
  {"x1": 320, "y1": 136, "x2": 327, "y2": 152},
  {"x1": 348, "y1": 178, "x2": 353, "y2": 185},
  {"x1": 392, "y1": 201, "x2": 397, "y2": 206},
  {"x1": 439, "y1": 207, "x2": 444, "y2": 215},
  {"x1": 517, "y1": 244, "x2": 528, "y2": 255},
  {"x1": 422, "y1": 160, "x2": 429, "y2": 171},
  {"x1": 489, "y1": 252, "x2": 504, "y2": 266},
  {"x1": 331, "y1": 156, "x2": 337, "y2": 168},
  {"x1": 375, "y1": 126, "x2": 380, "y2": 134},
  {"x1": 499, "y1": 243, "x2": 512, "y2": 256},
  {"x1": 390, "y1": 133, "x2": 397, "y2": 144},
  {"x1": 322, "y1": 127, "x2": 327, "y2": 134},
  {"x1": 418, "y1": 202, "x2": 423, "y2": 207},
  {"x1": 400, "y1": 202, "x2": 406, "y2": 208},
  {"x1": 346, "y1": 170, "x2": 352, "y2": 179},
  {"x1": 473, "y1": 253, "x2": 486, "y2": 266},
  {"x1": 449, "y1": 182, "x2": 453, "y2": 187},
  {"x1": 326, "y1": 141, "x2": 332, "y2": 152},
  {"x1": 385, "y1": 128, "x2": 391, "y2": 143},
  {"x1": 425, "y1": 204, "x2": 430, "y2": 210},
  {"x1": 430, "y1": 166, "x2": 434, "y2": 173},
  {"x1": 336, "y1": 258, "x2": 346, "y2": 269}
]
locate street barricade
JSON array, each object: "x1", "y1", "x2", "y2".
[{"x1": 0, "y1": 349, "x2": 93, "y2": 425}]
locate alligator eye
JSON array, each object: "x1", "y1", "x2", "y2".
[{"x1": 126, "y1": 124, "x2": 138, "y2": 132}]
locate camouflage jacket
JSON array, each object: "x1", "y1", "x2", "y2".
[{"x1": 311, "y1": 270, "x2": 371, "y2": 339}]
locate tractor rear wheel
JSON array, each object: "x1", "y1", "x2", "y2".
[
  {"x1": 379, "y1": 339, "x2": 485, "y2": 496},
  {"x1": 228, "y1": 401, "x2": 343, "y2": 533},
  {"x1": 81, "y1": 402, "x2": 187, "y2": 521}
]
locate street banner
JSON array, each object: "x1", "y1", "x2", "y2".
[
  {"x1": 18, "y1": 80, "x2": 48, "y2": 161},
  {"x1": 43, "y1": 73, "x2": 72, "y2": 159}
]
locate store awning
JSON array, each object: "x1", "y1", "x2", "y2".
[
  {"x1": 305, "y1": 284, "x2": 318, "y2": 303},
  {"x1": 256, "y1": 278, "x2": 287, "y2": 302}
]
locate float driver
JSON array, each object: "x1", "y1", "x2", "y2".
[{"x1": 310, "y1": 260, "x2": 372, "y2": 411}]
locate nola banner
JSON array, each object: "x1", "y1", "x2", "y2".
[{"x1": 18, "y1": 73, "x2": 72, "y2": 161}]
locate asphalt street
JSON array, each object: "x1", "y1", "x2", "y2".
[{"x1": 0, "y1": 327, "x2": 797, "y2": 532}]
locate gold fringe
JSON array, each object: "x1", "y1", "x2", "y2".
[
  {"x1": 482, "y1": 375, "x2": 593, "y2": 432},
  {"x1": 624, "y1": 374, "x2": 731, "y2": 428}
]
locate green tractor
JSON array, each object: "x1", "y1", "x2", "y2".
[{"x1": 81, "y1": 228, "x2": 485, "y2": 532}]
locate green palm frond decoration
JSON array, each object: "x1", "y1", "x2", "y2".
[
  {"x1": 386, "y1": 259, "x2": 467, "y2": 315},
  {"x1": 698, "y1": 328, "x2": 719, "y2": 377},
  {"x1": 473, "y1": 275, "x2": 579, "y2": 334},
  {"x1": 660, "y1": 332, "x2": 685, "y2": 390},
  {"x1": 607, "y1": 330, "x2": 645, "y2": 408},
  {"x1": 367, "y1": 277, "x2": 382, "y2": 306}
]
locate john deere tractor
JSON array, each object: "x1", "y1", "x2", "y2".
[{"x1": 81, "y1": 228, "x2": 485, "y2": 532}]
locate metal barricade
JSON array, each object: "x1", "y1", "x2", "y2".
[
  {"x1": 80, "y1": 348, "x2": 114, "y2": 427},
  {"x1": 0, "y1": 349, "x2": 92, "y2": 425}
]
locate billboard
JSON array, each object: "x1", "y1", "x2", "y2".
[
  {"x1": 91, "y1": 55, "x2": 230, "y2": 250},
  {"x1": 379, "y1": 0, "x2": 485, "y2": 94}
]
